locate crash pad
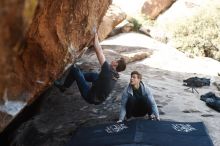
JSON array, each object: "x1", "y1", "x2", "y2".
[{"x1": 66, "y1": 119, "x2": 213, "y2": 146}]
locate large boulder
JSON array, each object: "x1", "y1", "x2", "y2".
[
  {"x1": 0, "y1": 0, "x2": 25, "y2": 103},
  {"x1": 0, "y1": 0, "x2": 27, "y2": 132},
  {"x1": 141, "y1": 0, "x2": 176, "y2": 20},
  {"x1": 0, "y1": 0, "x2": 111, "y2": 132},
  {"x1": 112, "y1": 0, "x2": 175, "y2": 19},
  {"x1": 98, "y1": 4, "x2": 126, "y2": 41}
]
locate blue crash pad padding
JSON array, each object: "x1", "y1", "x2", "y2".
[{"x1": 66, "y1": 119, "x2": 214, "y2": 146}]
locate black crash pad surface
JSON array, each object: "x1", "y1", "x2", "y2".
[{"x1": 66, "y1": 119, "x2": 213, "y2": 146}]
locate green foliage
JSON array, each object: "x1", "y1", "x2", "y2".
[
  {"x1": 127, "y1": 14, "x2": 155, "y2": 32},
  {"x1": 165, "y1": 4, "x2": 220, "y2": 60},
  {"x1": 128, "y1": 17, "x2": 142, "y2": 32}
]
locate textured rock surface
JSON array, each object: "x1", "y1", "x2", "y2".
[
  {"x1": 0, "y1": 0, "x2": 111, "y2": 132},
  {"x1": 0, "y1": 0, "x2": 25, "y2": 103},
  {"x1": 13, "y1": 0, "x2": 111, "y2": 102},
  {"x1": 98, "y1": 4, "x2": 126, "y2": 41},
  {"x1": 141, "y1": 0, "x2": 175, "y2": 19},
  {"x1": 0, "y1": 0, "x2": 26, "y2": 132},
  {"x1": 112, "y1": 0, "x2": 175, "y2": 19}
]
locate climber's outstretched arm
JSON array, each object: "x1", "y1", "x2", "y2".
[{"x1": 93, "y1": 33, "x2": 106, "y2": 66}]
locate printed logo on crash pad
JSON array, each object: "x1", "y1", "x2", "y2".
[
  {"x1": 172, "y1": 124, "x2": 197, "y2": 132},
  {"x1": 105, "y1": 123, "x2": 128, "y2": 133}
]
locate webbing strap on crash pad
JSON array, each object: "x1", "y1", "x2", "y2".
[{"x1": 66, "y1": 119, "x2": 214, "y2": 146}]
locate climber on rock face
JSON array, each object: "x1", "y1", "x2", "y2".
[{"x1": 55, "y1": 33, "x2": 126, "y2": 105}]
